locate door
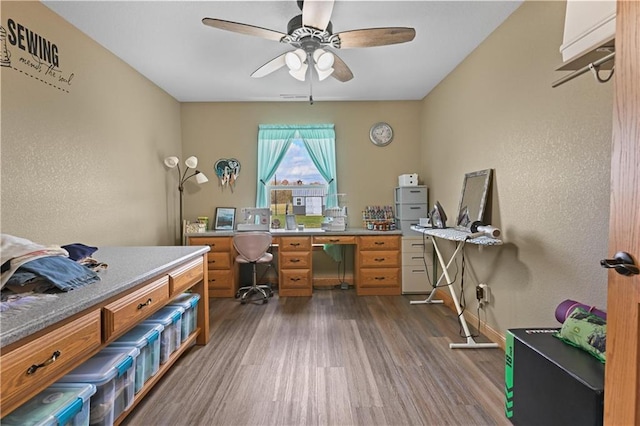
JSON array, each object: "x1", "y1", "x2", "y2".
[{"x1": 604, "y1": 1, "x2": 640, "y2": 424}]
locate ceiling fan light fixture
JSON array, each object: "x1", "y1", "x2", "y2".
[
  {"x1": 285, "y1": 49, "x2": 306, "y2": 71},
  {"x1": 313, "y1": 49, "x2": 334, "y2": 71},
  {"x1": 289, "y1": 63, "x2": 308, "y2": 81},
  {"x1": 315, "y1": 66, "x2": 334, "y2": 81}
]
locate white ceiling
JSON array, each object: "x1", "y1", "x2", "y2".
[{"x1": 42, "y1": 0, "x2": 523, "y2": 103}]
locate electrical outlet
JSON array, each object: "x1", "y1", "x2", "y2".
[{"x1": 478, "y1": 283, "x2": 490, "y2": 305}]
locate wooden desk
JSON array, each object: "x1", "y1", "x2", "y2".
[{"x1": 187, "y1": 229, "x2": 402, "y2": 297}]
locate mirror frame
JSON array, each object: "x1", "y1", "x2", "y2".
[{"x1": 456, "y1": 169, "x2": 493, "y2": 228}]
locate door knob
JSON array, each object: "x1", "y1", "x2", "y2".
[{"x1": 600, "y1": 251, "x2": 639, "y2": 276}]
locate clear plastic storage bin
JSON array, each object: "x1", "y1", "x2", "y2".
[
  {"x1": 58, "y1": 346, "x2": 138, "y2": 426},
  {"x1": 168, "y1": 292, "x2": 201, "y2": 342},
  {"x1": 109, "y1": 323, "x2": 163, "y2": 393},
  {"x1": 141, "y1": 305, "x2": 184, "y2": 364},
  {"x1": 3, "y1": 383, "x2": 96, "y2": 426}
]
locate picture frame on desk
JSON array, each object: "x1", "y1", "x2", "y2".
[{"x1": 214, "y1": 207, "x2": 236, "y2": 230}]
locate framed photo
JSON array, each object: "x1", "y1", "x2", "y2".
[{"x1": 214, "y1": 207, "x2": 236, "y2": 230}]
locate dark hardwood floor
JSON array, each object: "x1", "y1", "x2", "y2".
[{"x1": 123, "y1": 289, "x2": 509, "y2": 426}]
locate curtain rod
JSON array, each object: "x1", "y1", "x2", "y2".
[{"x1": 552, "y1": 52, "x2": 615, "y2": 88}]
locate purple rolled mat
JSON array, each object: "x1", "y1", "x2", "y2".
[{"x1": 555, "y1": 299, "x2": 607, "y2": 323}]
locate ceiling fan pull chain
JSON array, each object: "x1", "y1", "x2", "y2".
[{"x1": 308, "y1": 52, "x2": 314, "y2": 105}]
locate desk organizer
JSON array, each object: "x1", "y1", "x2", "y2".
[
  {"x1": 168, "y1": 292, "x2": 201, "y2": 342},
  {"x1": 362, "y1": 206, "x2": 396, "y2": 231},
  {"x1": 58, "y1": 346, "x2": 139, "y2": 426},
  {"x1": 110, "y1": 323, "x2": 163, "y2": 394},
  {"x1": 2, "y1": 382, "x2": 96, "y2": 426},
  {"x1": 141, "y1": 305, "x2": 184, "y2": 364}
]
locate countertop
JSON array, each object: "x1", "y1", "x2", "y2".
[
  {"x1": 0, "y1": 245, "x2": 209, "y2": 348},
  {"x1": 186, "y1": 228, "x2": 402, "y2": 237}
]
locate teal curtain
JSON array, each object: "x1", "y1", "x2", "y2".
[
  {"x1": 256, "y1": 124, "x2": 338, "y2": 208},
  {"x1": 298, "y1": 125, "x2": 338, "y2": 208}
]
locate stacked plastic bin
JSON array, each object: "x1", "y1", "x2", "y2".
[
  {"x1": 110, "y1": 323, "x2": 163, "y2": 394},
  {"x1": 2, "y1": 383, "x2": 96, "y2": 426},
  {"x1": 168, "y1": 292, "x2": 201, "y2": 343},
  {"x1": 57, "y1": 346, "x2": 138, "y2": 426},
  {"x1": 141, "y1": 305, "x2": 184, "y2": 364}
]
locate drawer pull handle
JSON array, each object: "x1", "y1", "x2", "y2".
[
  {"x1": 375, "y1": 277, "x2": 386, "y2": 280},
  {"x1": 291, "y1": 278, "x2": 301, "y2": 282},
  {"x1": 290, "y1": 243, "x2": 300, "y2": 247},
  {"x1": 27, "y1": 350, "x2": 61, "y2": 375},
  {"x1": 375, "y1": 258, "x2": 386, "y2": 262},
  {"x1": 374, "y1": 242, "x2": 385, "y2": 246},
  {"x1": 137, "y1": 298, "x2": 152, "y2": 309},
  {"x1": 290, "y1": 259, "x2": 300, "y2": 263},
  {"x1": 329, "y1": 239, "x2": 339, "y2": 243}
]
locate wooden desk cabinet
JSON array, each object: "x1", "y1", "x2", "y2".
[
  {"x1": 278, "y1": 236, "x2": 312, "y2": 297},
  {"x1": 356, "y1": 235, "x2": 402, "y2": 295},
  {"x1": 188, "y1": 236, "x2": 237, "y2": 298},
  {"x1": 0, "y1": 249, "x2": 209, "y2": 421}
]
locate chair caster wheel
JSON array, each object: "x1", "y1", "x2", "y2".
[
  {"x1": 240, "y1": 300, "x2": 247, "y2": 305},
  {"x1": 262, "y1": 299, "x2": 268, "y2": 304}
]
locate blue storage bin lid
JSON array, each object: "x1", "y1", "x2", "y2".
[
  {"x1": 58, "y1": 346, "x2": 139, "y2": 385},
  {"x1": 2, "y1": 382, "x2": 96, "y2": 426},
  {"x1": 142, "y1": 305, "x2": 184, "y2": 326},
  {"x1": 168, "y1": 292, "x2": 200, "y2": 309},
  {"x1": 110, "y1": 323, "x2": 163, "y2": 349}
]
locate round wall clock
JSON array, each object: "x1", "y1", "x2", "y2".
[{"x1": 369, "y1": 122, "x2": 394, "y2": 146}]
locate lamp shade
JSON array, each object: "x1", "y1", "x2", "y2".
[
  {"x1": 285, "y1": 49, "x2": 305, "y2": 71},
  {"x1": 195, "y1": 172, "x2": 209, "y2": 184},
  {"x1": 185, "y1": 156, "x2": 198, "y2": 169},
  {"x1": 164, "y1": 156, "x2": 179, "y2": 168},
  {"x1": 315, "y1": 66, "x2": 334, "y2": 81},
  {"x1": 313, "y1": 49, "x2": 334, "y2": 71}
]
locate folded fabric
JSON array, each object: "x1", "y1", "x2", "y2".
[
  {"x1": 4, "y1": 270, "x2": 55, "y2": 293},
  {"x1": 1, "y1": 234, "x2": 68, "y2": 288},
  {"x1": 62, "y1": 243, "x2": 98, "y2": 261},
  {"x1": 18, "y1": 256, "x2": 100, "y2": 291}
]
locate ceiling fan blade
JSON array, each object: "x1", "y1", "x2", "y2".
[
  {"x1": 331, "y1": 53, "x2": 353, "y2": 82},
  {"x1": 251, "y1": 52, "x2": 289, "y2": 78},
  {"x1": 302, "y1": 0, "x2": 335, "y2": 31},
  {"x1": 337, "y1": 27, "x2": 416, "y2": 49},
  {"x1": 202, "y1": 18, "x2": 285, "y2": 42}
]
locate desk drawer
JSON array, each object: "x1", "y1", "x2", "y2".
[
  {"x1": 358, "y1": 236, "x2": 400, "y2": 251},
  {"x1": 208, "y1": 252, "x2": 232, "y2": 270},
  {"x1": 402, "y1": 237, "x2": 430, "y2": 253},
  {"x1": 1, "y1": 310, "x2": 102, "y2": 415},
  {"x1": 359, "y1": 250, "x2": 400, "y2": 267},
  {"x1": 280, "y1": 269, "x2": 311, "y2": 289},
  {"x1": 313, "y1": 235, "x2": 356, "y2": 245},
  {"x1": 360, "y1": 268, "x2": 400, "y2": 287},
  {"x1": 102, "y1": 276, "x2": 169, "y2": 341},
  {"x1": 280, "y1": 251, "x2": 312, "y2": 268},
  {"x1": 395, "y1": 203, "x2": 429, "y2": 220},
  {"x1": 189, "y1": 236, "x2": 232, "y2": 252},
  {"x1": 208, "y1": 270, "x2": 234, "y2": 291},
  {"x1": 279, "y1": 237, "x2": 311, "y2": 251},
  {"x1": 169, "y1": 256, "x2": 204, "y2": 295}
]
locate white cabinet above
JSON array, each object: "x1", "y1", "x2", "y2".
[{"x1": 558, "y1": 0, "x2": 616, "y2": 71}]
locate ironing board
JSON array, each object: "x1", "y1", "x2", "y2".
[{"x1": 410, "y1": 225, "x2": 502, "y2": 349}]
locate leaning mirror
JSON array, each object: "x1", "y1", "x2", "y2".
[{"x1": 455, "y1": 169, "x2": 493, "y2": 229}]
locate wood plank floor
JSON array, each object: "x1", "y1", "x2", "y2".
[{"x1": 122, "y1": 290, "x2": 509, "y2": 426}]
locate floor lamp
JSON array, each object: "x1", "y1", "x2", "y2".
[{"x1": 164, "y1": 156, "x2": 209, "y2": 244}]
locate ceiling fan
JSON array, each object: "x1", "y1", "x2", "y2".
[{"x1": 202, "y1": 0, "x2": 416, "y2": 84}]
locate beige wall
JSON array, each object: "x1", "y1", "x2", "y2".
[
  {"x1": 180, "y1": 101, "x2": 422, "y2": 228},
  {"x1": 421, "y1": 1, "x2": 612, "y2": 332},
  {"x1": 1, "y1": 1, "x2": 182, "y2": 246}
]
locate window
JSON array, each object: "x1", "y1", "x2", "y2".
[{"x1": 256, "y1": 124, "x2": 337, "y2": 228}]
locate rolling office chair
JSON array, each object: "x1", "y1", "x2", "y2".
[{"x1": 233, "y1": 231, "x2": 274, "y2": 304}]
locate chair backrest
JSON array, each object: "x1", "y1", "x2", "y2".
[{"x1": 233, "y1": 231, "x2": 272, "y2": 262}]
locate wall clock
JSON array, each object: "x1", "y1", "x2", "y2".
[{"x1": 369, "y1": 122, "x2": 394, "y2": 146}]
